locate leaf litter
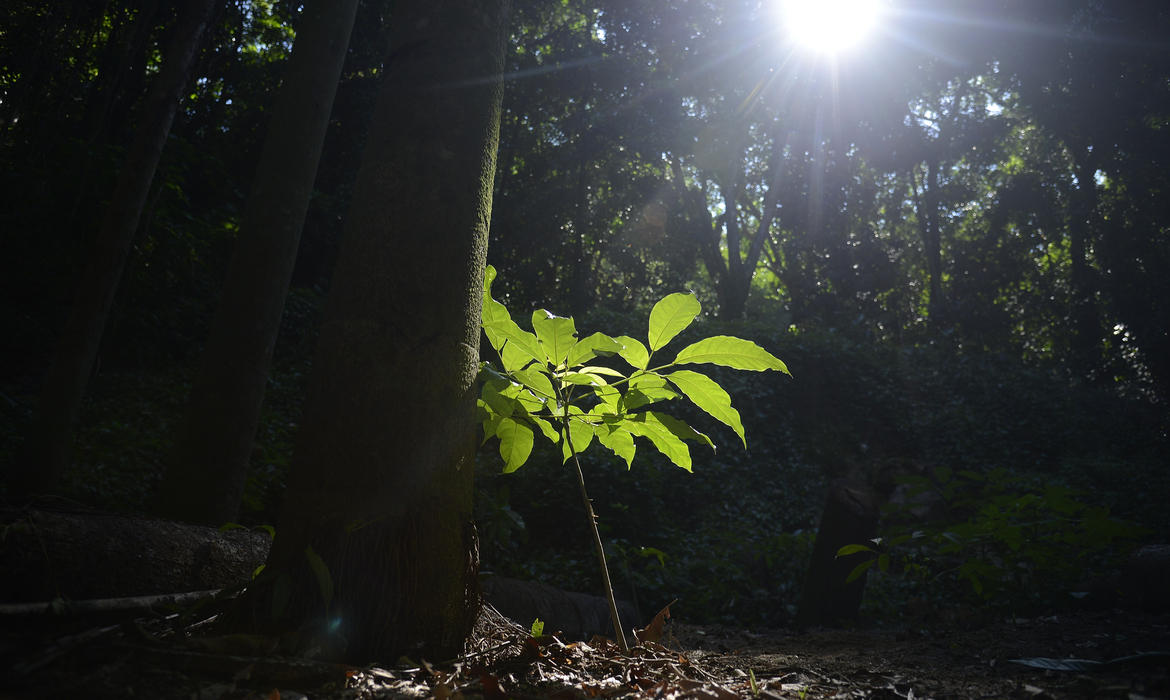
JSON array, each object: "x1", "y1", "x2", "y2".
[{"x1": 2, "y1": 599, "x2": 1168, "y2": 699}]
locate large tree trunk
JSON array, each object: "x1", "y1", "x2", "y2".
[
  {"x1": 153, "y1": 0, "x2": 361, "y2": 528},
  {"x1": 215, "y1": 0, "x2": 512, "y2": 665},
  {"x1": 795, "y1": 479, "x2": 880, "y2": 628},
  {"x1": 8, "y1": 0, "x2": 220, "y2": 497}
]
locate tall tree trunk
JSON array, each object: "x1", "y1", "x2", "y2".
[
  {"x1": 215, "y1": 0, "x2": 511, "y2": 664},
  {"x1": 8, "y1": 0, "x2": 220, "y2": 497},
  {"x1": 152, "y1": 0, "x2": 361, "y2": 528}
]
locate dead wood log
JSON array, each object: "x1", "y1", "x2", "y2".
[
  {"x1": 0, "y1": 507, "x2": 270, "y2": 603},
  {"x1": 481, "y1": 575, "x2": 639, "y2": 641},
  {"x1": 795, "y1": 479, "x2": 880, "y2": 628},
  {"x1": 1, "y1": 506, "x2": 639, "y2": 641},
  {"x1": 0, "y1": 589, "x2": 222, "y2": 619}
]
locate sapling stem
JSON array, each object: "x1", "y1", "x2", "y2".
[{"x1": 563, "y1": 414, "x2": 629, "y2": 654}]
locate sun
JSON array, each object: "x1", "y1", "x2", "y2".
[{"x1": 783, "y1": 0, "x2": 883, "y2": 54}]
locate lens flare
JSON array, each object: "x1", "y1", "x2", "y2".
[{"x1": 784, "y1": 0, "x2": 882, "y2": 54}]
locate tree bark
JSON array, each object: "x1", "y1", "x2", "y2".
[
  {"x1": 795, "y1": 479, "x2": 880, "y2": 628},
  {"x1": 153, "y1": 0, "x2": 361, "y2": 528},
  {"x1": 8, "y1": 0, "x2": 220, "y2": 497},
  {"x1": 215, "y1": 0, "x2": 512, "y2": 664}
]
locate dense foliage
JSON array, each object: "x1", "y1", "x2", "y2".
[{"x1": 2, "y1": 0, "x2": 1167, "y2": 626}]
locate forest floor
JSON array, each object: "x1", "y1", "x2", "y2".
[{"x1": 2, "y1": 604, "x2": 1167, "y2": 700}]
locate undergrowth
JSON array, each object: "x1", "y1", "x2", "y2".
[{"x1": 1, "y1": 305, "x2": 1165, "y2": 628}]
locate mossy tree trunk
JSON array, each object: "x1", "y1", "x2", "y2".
[
  {"x1": 153, "y1": 0, "x2": 361, "y2": 527},
  {"x1": 9, "y1": 0, "x2": 219, "y2": 497},
  {"x1": 216, "y1": 0, "x2": 512, "y2": 664}
]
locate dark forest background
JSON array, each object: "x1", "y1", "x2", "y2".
[{"x1": 1, "y1": 0, "x2": 1167, "y2": 627}]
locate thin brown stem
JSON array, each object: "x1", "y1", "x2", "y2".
[{"x1": 562, "y1": 410, "x2": 629, "y2": 654}]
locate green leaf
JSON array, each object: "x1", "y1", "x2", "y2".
[
  {"x1": 482, "y1": 266, "x2": 508, "y2": 321},
  {"x1": 836, "y1": 543, "x2": 875, "y2": 556},
  {"x1": 665, "y1": 370, "x2": 745, "y2": 447},
  {"x1": 615, "y1": 336, "x2": 650, "y2": 370},
  {"x1": 621, "y1": 373, "x2": 681, "y2": 411},
  {"x1": 481, "y1": 413, "x2": 503, "y2": 442},
  {"x1": 577, "y1": 366, "x2": 626, "y2": 378},
  {"x1": 497, "y1": 418, "x2": 534, "y2": 473},
  {"x1": 566, "y1": 332, "x2": 624, "y2": 367},
  {"x1": 652, "y1": 411, "x2": 714, "y2": 449},
  {"x1": 625, "y1": 412, "x2": 691, "y2": 471},
  {"x1": 532, "y1": 310, "x2": 577, "y2": 367},
  {"x1": 562, "y1": 371, "x2": 608, "y2": 386},
  {"x1": 560, "y1": 410, "x2": 595, "y2": 463},
  {"x1": 647, "y1": 292, "x2": 701, "y2": 352},
  {"x1": 597, "y1": 422, "x2": 636, "y2": 468},
  {"x1": 530, "y1": 618, "x2": 545, "y2": 637},
  {"x1": 673, "y1": 336, "x2": 790, "y2": 373},
  {"x1": 529, "y1": 415, "x2": 560, "y2": 443},
  {"x1": 593, "y1": 384, "x2": 621, "y2": 413},
  {"x1": 484, "y1": 319, "x2": 544, "y2": 371},
  {"x1": 512, "y1": 368, "x2": 556, "y2": 400},
  {"x1": 846, "y1": 558, "x2": 876, "y2": 583},
  {"x1": 303, "y1": 545, "x2": 333, "y2": 610},
  {"x1": 480, "y1": 380, "x2": 514, "y2": 418}
]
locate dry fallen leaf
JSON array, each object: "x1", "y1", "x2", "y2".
[{"x1": 634, "y1": 599, "x2": 677, "y2": 644}]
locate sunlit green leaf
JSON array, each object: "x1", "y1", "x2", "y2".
[
  {"x1": 560, "y1": 409, "x2": 595, "y2": 462},
  {"x1": 562, "y1": 371, "x2": 607, "y2": 385},
  {"x1": 484, "y1": 319, "x2": 544, "y2": 370},
  {"x1": 594, "y1": 384, "x2": 621, "y2": 413},
  {"x1": 673, "y1": 336, "x2": 789, "y2": 373},
  {"x1": 512, "y1": 368, "x2": 556, "y2": 399},
  {"x1": 532, "y1": 310, "x2": 577, "y2": 367},
  {"x1": 597, "y1": 422, "x2": 635, "y2": 468},
  {"x1": 651, "y1": 411, "x2": 713, "y2": 449},
  {"x1": 648, "y1": 292, "x2": 701, "y2": 352},
  {"x1": 615, "y1": 335, "x2": 650, "y2": 370},
  {"x1": 577, "y1": 366, "x2": 626, "y2": 378},
  {"x1": 621, "y1": 373, "x2": 681, "y2": 411},
  {"x1": 480, "y1": 380, "x2": 514, "y2": 418},
  {"x1": 566, "y1": 332, "x2": 624, "y2": 367},
  {"x1": 665, "y1": 370, "x2": 745, "y2": 447},
  {"x1": 498, "y1": 418, "x2": 534, "y2": 473},
  {"x1": 481, "y1": 265, "x2": 510, "y2": 328},
  {"x1": 482, "y1": 413, "x2": 503, "y2": 443},
  {"x1": 625, "y1": 413, "x2": 691, "y2": 471},
  {"x1": 529, "y1": 415, "x2": 560, "y2": 443}
]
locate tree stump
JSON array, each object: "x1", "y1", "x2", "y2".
[{"x1": 795, "y1": 479, "x2": 880, "y2": 628}]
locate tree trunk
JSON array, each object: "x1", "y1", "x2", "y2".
[
  {"x1": 153, "y1": 0, "x2": 361, "y2": 528},
  {"x1": 8, "y1": 0, "x2": 220, "y2": 497},
  {"x1": 795, "y1": 479, "x2": 880, "y2": 628},
  {"x1": 214, "y1": 0, "x2": 512, "y2": 665}
]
